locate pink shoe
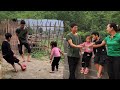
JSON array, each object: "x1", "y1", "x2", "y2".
[
  {"x1": 84, "y1": 68, "x2": 89, "y2": 75},
  {"x1": 80, "y1": 67, "x2": 84, "y2": 74}
]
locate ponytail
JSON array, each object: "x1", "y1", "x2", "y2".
[{"x1": 117, "y1": 25, "x2": 120, "y2": 32}]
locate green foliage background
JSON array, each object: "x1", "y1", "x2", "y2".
[{"x1": 1, "y1": 11, "x2": 119, "y2": 59}]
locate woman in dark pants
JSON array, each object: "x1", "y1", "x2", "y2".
[{"x1": 90, "y1": 23, "x2": 120, "y2": 79}]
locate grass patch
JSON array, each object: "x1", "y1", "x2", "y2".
[{"x1": 31, "y1": 50, "x2": 49, "y2": 60}]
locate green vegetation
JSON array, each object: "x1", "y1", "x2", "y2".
[
  {"x1": 24, "y1": 38, "x2": 64, "y2": 60},
  {"x1": 0, "y1": 11, "x2": 119, "y2": 38},
  {"x1": 0, "y1": 11, "x2": 120, "y2": 60},
  {"x1": 31, "y1": 50, "x2": 48, "y2": 59}
]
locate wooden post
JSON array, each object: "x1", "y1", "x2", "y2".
[
  {"x1": 48, "y1": 22, "x2": 51, "y2": 50},
  {"x1": 63, "y1": 38, "x2": 70, "y2": 79}
]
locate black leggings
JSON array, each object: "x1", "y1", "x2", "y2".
[
  {"x1": 18, "y1": 42, "x2": 31, "y2": 55},
  {"x1": 82, "y1": 52, "x2": 92, "y2": 68},
  {"x1": 51, "y1": 57, "x2": 61, "y2": 71},
  {"x1": 107, "y1": 56, "x2": 120, "y2": 79}
]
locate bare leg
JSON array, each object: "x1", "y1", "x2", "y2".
[
  {"x1": 95, "y1": 63, "x2": 99, "y2": 71},
  {"x1": 21, "y1": 54, "x2": 25, "y2": 62},
  {"x1": 27, "y1": 53, "x2": 31, "y2": 62},
  {"x1": 97, "y1": 65, "x2": 103, "y2": 78},
  {"x1": 11, "y1": 64, "x2": 18, "y2": 72},
  {"x1": 17, "y1": 62, "x2": 23, "y2": 69},
  {"x1": 17, "y1": 62, "x2": 26, "y2": 71}
]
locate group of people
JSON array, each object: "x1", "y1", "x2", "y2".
[
  {"x1": 1, "y1": 20, "x2": 31, "y2": 72},
  {"x1": 1, "y1": 20, "x2": 64, "y2": 73},
  {"x1": 66, "y1": 22, "x2": 120, "y2": 79},
  {"x1": 1, "y1": 20, "x2": 120, "y2": 79}
]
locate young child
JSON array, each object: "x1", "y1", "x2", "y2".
[
  {"x1": 91, "y1": 32, "x2": 107, "y2": 78},
  {"x1": 1, "y1": 33, "x2": 26, "y2": 72},
  {"x1": 80, "y1": 35, "x2": 94, "y2": 74},
  {"x1": 49, "y1": 41, "x2": 64, "y2": 73}
]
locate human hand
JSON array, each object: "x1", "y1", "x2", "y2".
[
  {"x1": 87, "y1": 43, "x2": 94, "y2": 48},
  {"x1": 50, "y1": 60, "x2": 52, "y2": 64},
  {"x1": 92, "y1": 55, "x2": 95, "y2": 59},
  {"x1": 13, "y1": 55, "x2": 17, "y2": 58},
  {"x1": 77, "y1": 45, "x2": 83, "y2": 49}
]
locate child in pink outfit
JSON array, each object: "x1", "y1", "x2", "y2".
[
  {"x1": 80, "y1": 35, "x2": 94, "y2": 74},
  {"x1": 50, "y1": 41, "x2": 64, "y2": 73}
]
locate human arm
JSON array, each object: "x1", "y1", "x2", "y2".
[
  {"x1": 50, "y1": 54, "x2": 53, "y2": 61},
  {"x1": 68, "y1": 39, "x2": 83, "y2": 48},
  {"x1": 88, "y1": 40, "x2": 106, "y2": 48},
  {"x1": 92, "y1": 51, "x2": 95, "y2": 59},
  {"x1": 66, "y1": 34, "x2": 83, "y2": 48},
  {"x1": 50, "y1": 55, "x2": 53, "y2": 63},
  {"x1": 15, "y1": 29, "x2": 20, "y2": 44},
  {"x1": 79, "y1": 42, "x2": 85, "y2": 47},
  {"x1": 50, "y1": 49, "x2": 54, "y2": 63},
  {"x1": 25, "y1": 26, "x2": 29, "y2": 42},
  {"x1": 93, "y1": 40, "x2": 106, "y2": 48},
  {"x1": 59, "y1": 49, "x2": 64, "y2": 57}
]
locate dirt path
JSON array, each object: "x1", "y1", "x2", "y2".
[{"x1": 1, "y1": 56, "x2": 64, "y2": 79}]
